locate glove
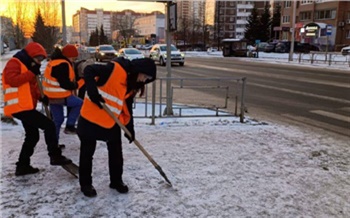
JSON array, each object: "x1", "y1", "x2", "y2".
[
  {"x1": 29, "y1": 62, "x2": 41, "y2": 75},
  {"x1": 89, "y1": 93, "x2": 105, "y2": 109},
  {"x1": 39, "y1": 95, "x2": 49, "y2": 106},
  {"x1": 124, "y1": 122, "x2": 135, "y2": 143}
]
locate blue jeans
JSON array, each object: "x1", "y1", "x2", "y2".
[{"x1": 50, "y1": 95, "x2": 83, "y2": 141}]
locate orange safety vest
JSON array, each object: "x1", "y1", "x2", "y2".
[
  {"x1": 2, "y1": 58, "x2": 34, "y2": 117},
  {"x1": 43, "y1": 59, "x2": 75, "y2": 98},
  {"x1": 80, "y1": 62, "x2": 131, "y2": 128}
]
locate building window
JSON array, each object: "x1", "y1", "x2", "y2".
[
  {"x1": 284, "y1": 1, "x2": 292, "y2": 8},
  {"x1": 347, "y1": 30, "x2": 350, "y2": 39},
  {"x1": 282, "y1": 15, "x2": 290, "y2": 23},
  {"x1": 301, "y1": 0, "x2": 313, "y2": 4},
  {"x1": 300, "y1": 11, "x2": 312, "y2": 21},
  {"x1": 314, "y1": 9, "x2": 336, "y2": 19}
]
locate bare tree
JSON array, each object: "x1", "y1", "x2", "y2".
[
  {"x1": 114, "y1": 15, "x2": 136, "y2": 47},
  {"x1": 3, "y1": 0, "x2": 31, "y2": 48},
  {"x1": 35, "y1": 0, "x2": 61, "y2": 27},
  {"x1": 2, "y1": 0, "x2": 61, "y2": 48}
]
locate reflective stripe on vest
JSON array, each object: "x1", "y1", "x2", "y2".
[
  {"x1": 80, "y1": 62, "x2": 131, "y2": 128},
  {"x1": 86, "y1": 94, "x2": 122, "y2": 115},
  {"x1": 43, "y1": 59, "x2": 75, "y2": 98},
  {"x1": 2, "y1": 58, "x2": 34, "y2": 116}
]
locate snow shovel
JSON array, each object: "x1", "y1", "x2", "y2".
[
  {"x1": 35, "y1": 75, "x2": 79, "y2": 178},
  {"x1": 102, "y1": 103, "x2": 172, "y2": 186}
]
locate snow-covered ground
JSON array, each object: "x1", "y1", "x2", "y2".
[{"x1": 1, "y1": 49, "x2": 349, "y2": 217}]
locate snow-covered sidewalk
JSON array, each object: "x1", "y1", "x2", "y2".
[
  {"x1": 1, "y1": 106, "x2": 349, "y2": 217},
  {"x1": 1, "y1": 49, "x2": 349, "y2": 217}
]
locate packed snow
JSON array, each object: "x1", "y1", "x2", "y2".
[{"x1": 1, "y1": 49, "x2": 349, "y2": 217}]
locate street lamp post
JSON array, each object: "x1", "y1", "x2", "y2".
[
  {"x1": 61, "y1": 0, "x2": 67, "y2": 45},
  {"x1": 288, "y1": 1, "x2": 296, "y2": 62}
]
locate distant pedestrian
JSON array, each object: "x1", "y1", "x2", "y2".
[
  {"x1": 2, "y1": 42, "x2": 72, "y2": 176},
  {"x1": 43, "y1": 44, "x2": 84, "y2": 147},
  {"x1": 77, "y1": 57, "x2": 156, "y2": 197}
]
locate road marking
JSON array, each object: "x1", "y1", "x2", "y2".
[
  {"x1": 187, "y1": 63, "x2": 350, "y2": 88},
  {"x1": 310, "y1": 110, "x2": 350, "y2": 122},
  {"x1": 282, "y1": 113, "x2": 350, "y2": 137},
  {"x1": 249, "y1": 82, "x2": 350, "y2": 104}
]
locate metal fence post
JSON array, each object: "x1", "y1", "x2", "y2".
[
  {"x1": 151, "y1": 80, "x2": 156, "y2": 125},
  {"x1": 240, "y1": 77, "x2": 246, "y2": 123}
]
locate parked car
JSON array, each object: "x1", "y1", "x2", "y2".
[
  {"x1": 117, "y1": 48, "x2": 145, "y2": 61},
  {"x1": 86, "y1": 46, "x2": 96, "y2": 58},
  {"x1": 149, "y1": 44, "x2": 185, "y2": 66},
  {"x1": 341, "y1": 45, "x2": 350, "y2": 56},
  {"x1": 207, "y1": 47, "x2": 218, "y2": 52},
  {"x1": 256, "y1": 42, "x2": 269, "y2": 51},
  {"x1": 275, "y1": 42, "x2": 291, "y2": 53},
  {"x1": 264, "y1": 42, "x2": 277, "y2": 53},
  {"x1": 295, "y1": 43, "x2": 320, "y2": 53},
  {"x1": 95, "y1": 44, "x2": 118, "y2": 62}
]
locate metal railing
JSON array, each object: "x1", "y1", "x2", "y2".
[
  {"x1": 133, "y1": 77, "x2": 247, "y2": 124},
  {"x1": 295, "y1": 52, "x2": 350, "y2": 67}
]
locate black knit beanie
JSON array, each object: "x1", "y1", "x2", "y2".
[{"x1": 130, "y1": 58, "x2": 157, "y2": 83}]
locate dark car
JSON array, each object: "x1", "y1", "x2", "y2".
[
  {"x1": 257, "y1": 42, "x2": 269, "y2": 51},
  {"x1": 275, "y1": 42, "x2": 291, "y2": 53},
  {"x1": 264, "y1": 42, "x2": 277, "y2": 53},
  {"x1": 95, "y1": 44, "x2": 118, "y2": 62},
  {"x1": 295, "y1": 43, "x2": 320, "y2": 53}
]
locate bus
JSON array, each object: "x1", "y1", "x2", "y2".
[{"x1": 221, "y1": 38, "x2": 248, "y2": 57}]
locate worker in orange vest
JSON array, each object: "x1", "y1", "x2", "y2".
[
  {"x1": 43, "y1": 44, "x2": 84, "y2": 147},
  {"x1": 77, "y1": 57, "x2": 156, "y2": 197},
  {"x1": 2, "y1": 42, "x2": 72, "y2": 176}
]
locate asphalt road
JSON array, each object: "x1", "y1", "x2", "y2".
[{"x1": 156, "y1": 57, "x2": 350, "y2": 138}]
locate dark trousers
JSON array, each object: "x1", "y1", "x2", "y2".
[
  {"x1": 77, "y1": 116, "x2": 123, "y2": 187},
  {"x1": 12, "y1": 110, "x2": 61, "y2": 166}
]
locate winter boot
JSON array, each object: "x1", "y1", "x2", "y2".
[
  {"x1": 109, "y1": 180, "x2": 129, "y2": 193},
  {"x1": 81, "y1": 185, "x2": 97, "y2": 197},
  {"x1": 15, "y1": 165, "x2": 39, "y2": 176},
  {"x1": 64, "y1": 125, "x2": 77, "y2": 135},
  {"x1": 50, "y1": 155, "x2": 72, "y2": 165}
]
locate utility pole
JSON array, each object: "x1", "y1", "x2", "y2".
[
  {"x1": 165, "y1": 3, "x2": 172, "y2": 115},
  {"x1": 165, "y1": 1, "x2": 176, "y2": 116},
  {"x1": 288, "y1": 1, "x2": 296, "y2": 62},
  {"x1": 61, "y1": 0, "x2": 67, "y2": 45}
]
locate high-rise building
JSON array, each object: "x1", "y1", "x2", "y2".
[{"x1": 177, "y1": 0, "x2": 206, "y2": 29}]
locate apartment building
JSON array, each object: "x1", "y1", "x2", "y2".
[
  {"x1": 73, "y1": 8, "x2": 155, "y2": 45},
  {"x1": 278, "y1": 0, "x2": 350, "y2": 50},
  {"x1": 214, "y1": 1, "x2": 269, "y2": 42},
  {"x1": 72, "y1": 8, "x2": 113, "y2": 44},
  {"x1": 177, "y1": 0, "x2": 206, "y2": 30},
  {"x1": 134, "y1": 12, "x2": 165, "y2": 43}
]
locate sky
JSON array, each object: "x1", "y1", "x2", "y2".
[
  {"x1": 1, "y1": 49, "x2": 350, "y2": 217},
  {"x1": 0, "y1": 0, "x2": 166, "y2": 26}
]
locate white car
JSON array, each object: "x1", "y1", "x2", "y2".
[
  {"x1": 118, "y1": 48, "x2": 145, "y2": 61},
  {"x1": 341, "y1": 46, "x2": 350, "y2": 56},
  {"x1": 149, "y1": 44, "x2": 185, "y2": 66}
]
